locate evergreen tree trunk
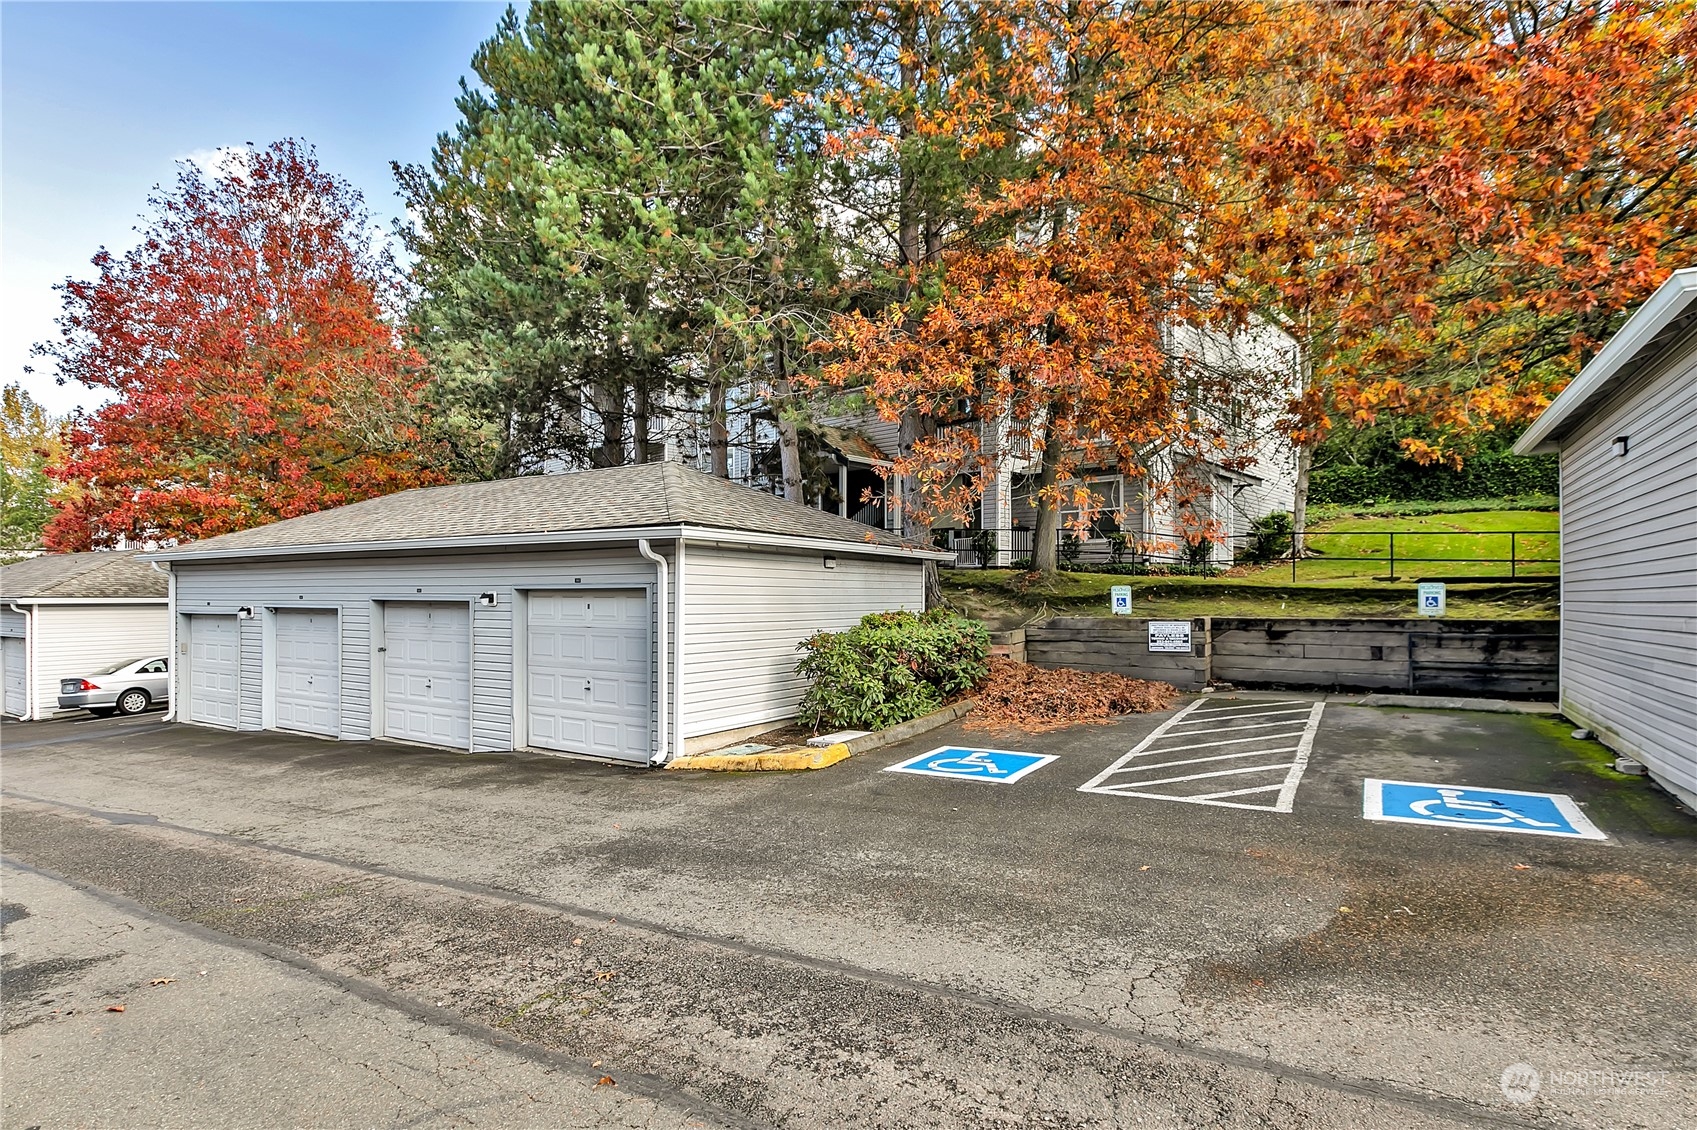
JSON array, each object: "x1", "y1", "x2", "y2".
[
  {"x1": 633, "y1": 376, "x2": 654, "y2": 464},
  {"x1": 593, "y1": 375, "x2": 627, "y2": 468},
  {"x1": 707, "y1": 348, "x2": 731, "y2": 478}
]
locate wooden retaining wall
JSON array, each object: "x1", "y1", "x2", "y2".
[{"x1": 1021, "y1": 617, "x2": 1558, "y2": 698}]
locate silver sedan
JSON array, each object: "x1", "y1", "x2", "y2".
[{"x1": 58, "y1": 657, "x2": 170, "y2": 717}]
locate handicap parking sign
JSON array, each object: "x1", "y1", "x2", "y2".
[
  {"x1": 1363, "y1": 779, "x2": 1606, "y2": 840},
  {"x1": 884, "y1": 746, "x2": 1056, "y2": 785}
]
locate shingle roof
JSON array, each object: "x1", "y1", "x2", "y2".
[
  {"x1": 150, "y1": 462, "x2": 937, "y2": 560},
  {"x1": 1, "y1": 551, "x2": 169, "y2": 600}
]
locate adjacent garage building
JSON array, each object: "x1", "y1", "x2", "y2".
[
  {"x1": 1514, "y1": 267, "x2": 1697, "y2": 810},
  {"x1": 1, "y1": 551, "x2": 170, "y2": 720},
  {"x1": 148, "y1": 463, "x2": 945, "y2": 764}
]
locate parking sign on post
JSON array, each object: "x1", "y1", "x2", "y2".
[
  {"x1": 1110, "y1": 585, "x2": 1132, "y2": 615},
  {"x1": 1417, "y1": 582, "x2": 1446, "y2": 617}
]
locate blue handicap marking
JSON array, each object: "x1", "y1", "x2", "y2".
[
  {"x1": 1364, "y1": 779, "x2": 1606, "y2": 840},
  {"x1": 884, "y1": 746, "x2": 1057, "y2": 785}
]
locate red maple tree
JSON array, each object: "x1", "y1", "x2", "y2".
[{"x1": 36, "y1": 140, "x2": 446, "y2": 550}]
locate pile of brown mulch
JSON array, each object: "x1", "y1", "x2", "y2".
[{"x1": 965, "y1": 657, "x2": 1181, "y2": 733}]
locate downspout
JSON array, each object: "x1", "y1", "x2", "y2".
[
  {"x1": 149, "y1": 560, "x2": 177, "y2": 722},
  {"x1": 636, "y1": 539, "x2": 669, "y2": 766},
  {"x1": 6, "y1": 602, "x2": 33, "y2": 720}
]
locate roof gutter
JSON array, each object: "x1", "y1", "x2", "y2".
[
  {"x1": 1513, "y1": 267, "x2": 1697, "y2": 455},
  {"x1": 2, "y1": 597, "x2": 168, "y2": 606},
  {"x1": 145, "y1": 522, "x2": 953, "y2": 566}
]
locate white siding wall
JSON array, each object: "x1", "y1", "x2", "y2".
[
  {"x1": 171, "y1": 547, "x2": 670, "y2": 756},
  {"x1": 27, "y1": 603, "x2": 169, "y2": 720},
  {"x1": 680, "y1": 544, "x2": 925, "y2": 739},
  {"x1": 1557, "y1": 329, "x2": 1697, "y2": 808},
  {"x1": 0, "y1": 607, "x2": 25, "y2": 637}
]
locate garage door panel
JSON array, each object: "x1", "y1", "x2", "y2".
[
  {"x1": 188, "y1": 615, "x2": 240, "y2": 728},
  {"x1": 526, "y1": 590, "x2": 650, "y2": 761},
  {"x1": 273, "y1": 610, "x2": 340, "y2": 737},
  {"x1": 2, "y1": 636, "x2": 26, "y2": 717},
  {"x1": 383, "y1": 602, "x2": 470, "y2": 749}
]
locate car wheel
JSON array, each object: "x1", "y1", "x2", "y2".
[{"x1": 115, "y1": 689, "x2": 151, "y2": 716}]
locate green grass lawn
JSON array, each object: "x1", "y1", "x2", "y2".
[
  {"x1": 1255, "y1": 509, "x2": 1560, "y2": 582},
  {"x1": 942, "y1": 507, "x2": 1561, "y2": 627}
]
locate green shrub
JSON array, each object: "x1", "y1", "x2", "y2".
[
  {"x1": 1241, "y1": 511, "x2": 1294, "y2": 564},
  {"x1": 794, "y1": 610, "x2": 990, "y2": 731},
  {"x1": 1309, "y1": 453, "x2": 1559, "y2": 505},
  {"x1": 1059, "y1": 562, "x2": 1222, "y2": 577}
]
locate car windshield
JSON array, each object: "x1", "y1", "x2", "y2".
[{"x1": 86, "y1": 659, "x2": 142, "y2": 676}]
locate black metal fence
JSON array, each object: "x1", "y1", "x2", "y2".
[{"x1": 942, "y1": 527, "x2": 1560, "y2": 582}]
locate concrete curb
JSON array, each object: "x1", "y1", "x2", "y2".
[
  {"x1": 666, "y1": 699, "x2": 976, "y2": 773},
  {"x1": 1342, "y1": 693, "x2": 1560, "y2": 715},
  {"x1": 667, "y1": 744, "x2": 853, "y2": 773}
]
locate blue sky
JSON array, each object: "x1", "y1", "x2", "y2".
[{"x1": 2, "y1": 1, "x2": 505, "y2": 414}]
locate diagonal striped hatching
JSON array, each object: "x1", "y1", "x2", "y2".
[{"x1": 1077, "y1": 698, "x2": 1325, "y2": 812}]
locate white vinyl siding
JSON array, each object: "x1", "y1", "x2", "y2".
[
  {"x1": 680, "y1": 544, "x2": 925, "y2": 738},
  {"x1": 1556, "y1": 328, "x2": 1697, "y2": 806},
  {"x1": 21, "y1": 603, "x2": 168, "y2": 721},
  {"x1": 170, "y1": 547, "x2": 665, "y2": 754}
]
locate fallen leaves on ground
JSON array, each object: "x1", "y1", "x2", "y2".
[
  {"x1": 595, "y1": 1076, "x2": 617, "y2": 1088},
  {"x1": 106, "y1": 1005, "x2": 126, "y2": 1013},
  {"x1": 965, "y1": 657, "x2": 1181, "y2": 732},
  {"x1": 148, "y1": 978, "x2": 176, "y2": 986}
]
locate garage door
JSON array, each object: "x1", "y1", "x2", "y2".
[
  {"x1": 527, "y1": 590, "x2": 650, "y2": 761},
  {"x1": 383, "y1": 602, "x2": 470, "y2": 749},
  {"x1": 273, "y1": 609, "x2": 340, "y2": 737},
  {"x1": 188, "y1": 615, "x2": 240, "y2": 727},
  {"x1": 2, "y1": 636, "x2": 25, "y2": 717}
]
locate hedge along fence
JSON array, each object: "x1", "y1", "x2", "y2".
[{"x1": 1309, "y1": 453, "x2": 1559, "y2": 505}]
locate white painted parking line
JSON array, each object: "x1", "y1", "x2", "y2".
[
  {"x1": 1079, "y1": 698, "x2": 1326, "y2": 812},
  {"x1": 1171, "y1": 700, "x2": 1309, "y2": 717},
  {"x1": 1170, "y1": 706, "x2": 1313, "y2": 725}
]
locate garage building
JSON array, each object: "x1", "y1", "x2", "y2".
[
  {"x1": 1514, "y1": 267, "x2": 1697, "y2": 809},
  {"x1": 148, "y1": 462, "x2": 946, "y2": 763},
  {"x1": 1, "y1": 551, "x2": 170, "y2": 720}
]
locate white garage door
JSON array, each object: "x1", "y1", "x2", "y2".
[
  {"x1": 188, "y1": 615, "x2": 240, "y2": 728},
  {"x1": 273, "y1": 609, "x2": 340, "y2": 737},
  {"x1": 527, "y1": 590, "x2": 650, "y2": 762},
  {"x1": 383, "y1": 602, "x2": 470, "y2": 749},
  {"x1": 2, "y1": 636, "x2": 26, "y2": 718}
]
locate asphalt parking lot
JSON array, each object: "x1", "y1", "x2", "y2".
[{"x1": 3, "y1": 696, "x2": 1694, "y2": 1129}]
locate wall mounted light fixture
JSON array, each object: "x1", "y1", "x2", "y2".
[
  {"x1": 1612, "y1": 435, "x2": 1630, "y2": 457},
  {"x1": 823, "y1": 554, "x2": 838, "y2": 569},
  {"x1": 477, "y1": 591, "x2": 498, "y2": 607}
]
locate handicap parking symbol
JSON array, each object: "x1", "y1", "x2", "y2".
[
  {"x1": 1364, "y1": 779, "x2": 1606, "y2": 840},
  {"x1": 884, "y1": 746, "x2": 1056, "y2": 785}
]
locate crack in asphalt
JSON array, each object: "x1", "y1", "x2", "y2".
[{"x1": 0, "y1": 790, "x2": 1564, "y2": 1130}]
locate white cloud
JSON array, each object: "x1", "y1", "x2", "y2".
[{"x1": 178, "y1": 145, "x2": 253, "y2": 179}]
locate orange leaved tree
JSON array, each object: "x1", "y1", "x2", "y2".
[
  {"x1": 35, "y1": 140, "x2": 446, "y2": 550},
  {"x1": 1220, "y1": 0, "x2": 1697, "y2": 540},
  {"x1": 816, "y1": 0, "x2": 1285, "y2": 573}
]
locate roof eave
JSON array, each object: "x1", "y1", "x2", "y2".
[
  {"x1": 146, "y1": 522, "x2": 948, "y2": 565},
  {"x1": 1513, "y1": 268, "x2": 1697, "y2": 455}
]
